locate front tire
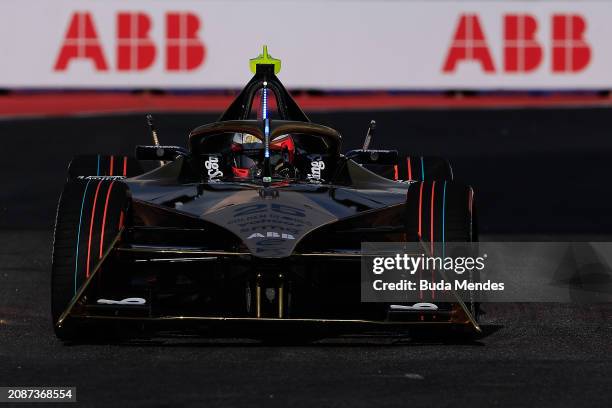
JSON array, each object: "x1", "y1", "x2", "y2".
[
  {"x1": 404, "y1": 180, "x2": 480, "y2": 324},
  {"x1": 51, "y1": 180, "x2": 129, "y2": 340}
]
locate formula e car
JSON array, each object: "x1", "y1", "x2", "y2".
[{"x1": 51, "y1": 47, "x2": 480, "y2": 341}]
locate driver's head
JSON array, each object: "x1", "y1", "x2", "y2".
[
  {"x1": 271, "y1": 135, "x2": 295, "y2": 163},
  {"x1": 230, "y1": 133, "x2": 261, "y2": 178},
  {"x1": 230, "y1": 133, "x2": 296, "y2": 179}
]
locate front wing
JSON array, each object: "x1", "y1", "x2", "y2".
[{"x1": 55, "y1": 228, "x2": 481, "y2": 337}]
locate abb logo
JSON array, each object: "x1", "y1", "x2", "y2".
[
  {"x1": 54, "y1": 12, "x2": 206, "y2": 72},
  {"x1": 443, "y1": 14, "x2": 591, "y2": 73}
]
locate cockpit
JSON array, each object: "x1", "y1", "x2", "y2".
[{"x1": 190, "y1": 122, "x2": 340, "y2": 183}]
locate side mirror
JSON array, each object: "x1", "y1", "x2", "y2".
[
  {"x1": 135, "y1": 145, "x2": 190, "y2": 161},
  {"x1": 345, "y1": 149, "x2": 399, "y2": 166}
]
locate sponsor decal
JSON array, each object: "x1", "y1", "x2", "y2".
[
  {"x1": 233, "y1": 203, "x2": 306, "y2": 218},
  {"x1": 77, "y1": 175, "x2": 126, "y2": 180},
  {"x1": 0, "y1": 2, "x2": 608, "y2": 89},
  {"x1": 97, "y1": 297, "x2": 146, "y2": 305},
  {"x1": 247, "y1": 232, "x2": 296, "y2": 240},
  {"x1": 443, "y1": 13, "x2": 591, "y2": 74},
  {"x1": 225, "y1": 203, "x2": 310, "y2": 255},
  {"x1": 307, "y1": 159, "x2": 325, "y2": 182},
  {"x1": 54, "y1": 11, "x2": 206, "y2": 72},
  {"x1": 204, "y1": 156, "x2": 223, "y2": 180}
]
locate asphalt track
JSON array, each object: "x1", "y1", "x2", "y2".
[
  {"x1": 0, "y1": 109, "x2": 611, "y2": 407},
  {"x1": 1, "y1": 230, "x2": 610, "y2": 407}
]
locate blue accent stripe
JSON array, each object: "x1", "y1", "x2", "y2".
[
  {"x1": 96, "y1": 155, "x2": 100, "y2": 176},
  {"x1": 442, "y1": 181, "x2": 447, "y2": 257},
  {"x1": 263, "y1": 87, "x2": 270, "y2": 159},
  {"x1": 264, "y1": 119, "x2": 270, "y2": 158},
  {"x1": 262, "y1": 87, "x2": 268, "y2": 120},
  {"x1": 74, "y1": 180, "x2": 92, "y2": 294},
  {"x1": 420, "y1": 156, "x2": 425, "y2": 180}
]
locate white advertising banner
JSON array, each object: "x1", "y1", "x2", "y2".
[{"x1": 0, "y1": 0, "x2": 611, "y2": 90}]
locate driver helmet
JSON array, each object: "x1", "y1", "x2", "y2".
[{"x1": 230, "y1": 133, "x2": 295, "y2": 178}]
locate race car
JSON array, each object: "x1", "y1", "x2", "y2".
[{"x1": 51, "y1": 47, "x2": 480, "y2": 341}]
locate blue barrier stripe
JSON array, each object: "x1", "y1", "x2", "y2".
[
  {"x1": 74, "y1": 180, "x2": 92, "y2": 294},
  {"x1": 96, "y1": 155, "x2": 100, "y2": 176},
  {"x1": 420, "y1": 156, "x2": 425, "y2": 180}
]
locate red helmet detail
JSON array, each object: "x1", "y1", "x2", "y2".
[
  {"x1": 232, "y1": 166, "x2": 250, "y2": 178},
  {"x1": 271, "y1": 136, "x2": 295, "y2": 162}
]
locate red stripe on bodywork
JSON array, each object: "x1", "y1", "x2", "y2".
[
  {"x1": 407, "y1": 156, "x2": 412, "y2": 180},
  {"x1": 99, "y1": 181, "x2": 116, "y2": 258},
  {"x1": 419, "y1": 182, "x2": 427, "y2": 301},
  {"x1": 430, "y1": 181, "x2": 436, "y2": 253},
  {"x1": 430, "y1": 181, "x2": 436, "y2": 299},
  {"x1": 393, "y1": 165, "x2": 398, "y2": 181},
  {"x1": 418, "y1": 182, "x2": 424, "y2": 238},
  {"x1": 86, "y1": 181, "x2": 103, "y2": 278}
]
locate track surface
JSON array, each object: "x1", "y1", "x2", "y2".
[
  {"x1": 1, "y1": 109, "x2": 611, "y2": 406},
  {"x1": 0, "y1": 230, "x2": 610, "y2": 407}
]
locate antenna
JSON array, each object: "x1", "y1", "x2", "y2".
[
  {"x1": 146, "y1": 114, "x2": 160, "y2": 146},
  {"x1": 362, "y1": 120, "x2": 376, "y2": 150},
  {"x1": 146, "y1": 114, "x2": 164, "y2": 166}
]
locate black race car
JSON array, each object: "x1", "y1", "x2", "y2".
[{"x1": 51, "y1": 48, "x2": 480, "y2": 341}]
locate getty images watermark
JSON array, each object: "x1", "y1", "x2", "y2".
[
  {"x1": 361, "y1": 242, "x2": 612, "y2": 303},
  {"x1": 371, "y1": 251, "x2": 497, "y2": 291}
]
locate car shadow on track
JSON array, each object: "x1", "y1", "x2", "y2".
[{"x1": 60, "y1": 324, "x2": 503, "y2": 348}]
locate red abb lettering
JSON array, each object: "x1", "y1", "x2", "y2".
[
  {"x1": 504, "y1": 14, "x2": 542, "y2": 72},
  {"x1": 444, "y1": 13, "x2": 591, "y2": 74},
  {"x1": 117, "y1": 12, "x2": 156, "y2": 71},
  {"x1": 54, "y1": 12, "x2": 108, "y2": 71},
  {"x1": 166, "y1": 13, "x2": 206, "y2": 71},
  {"x1": 442, "y1": 14, "x2": 495, "y2": 73},
  {"x1": 552, "y1": 14, "x2": 591, "y2": 72}
]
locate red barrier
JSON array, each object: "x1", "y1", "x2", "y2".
[{"x1": 1, "y1": 93, "x2": 611, "y2": 119}]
